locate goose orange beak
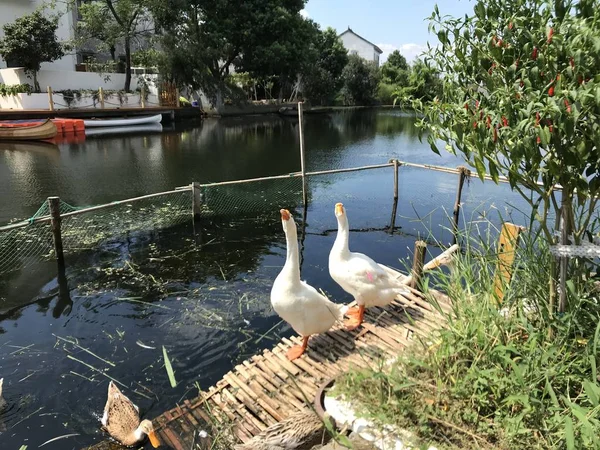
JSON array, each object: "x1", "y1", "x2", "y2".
[
  {"x1": 335, "y1": 203, "x2": 344, "y2": 215},
  {"x1": 280, "y1": 209, "x2": 291, "y2": 221},
  {"x1": 148, "y1": 430, "x2": 160, "y2": 448}
]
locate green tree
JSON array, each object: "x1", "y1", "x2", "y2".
[
  {"x1": 415, "y1": 0, "x2": 600, "y2": 310},
  {"x1": 157, "y1": 0, "x2": 309, "y2": 106},
  {"x1": 381, "y1": 50, "x2": 409, "y2": 85},
  {"x1": 404, "y1": 59, "x2": 441, "y2": 101},
  {"x1": 301, "y1": 27, "x2": 348, "y2": 105},
  {"x1": 340, "y1": 54, "x2": 380, "y2": 106},
  {"x1": 0, "y1": 10, "x2": 65, "y2": 92},
  {"x1": 77, "y1": 0, "x2": 155, "y2": 90}
]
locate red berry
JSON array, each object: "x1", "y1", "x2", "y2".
[
  {"x1": 547, "y1": 27, "x2": 554, "y2": 43},
  {"x1": 564, "y1": 99, "x2": 571, "y2": 113},
  {"x1": 473, "y1": 121, "x2": 478, "y2": 129},
  {"x1": 570, "y1": 57, "x2": 575, "y2": 68},
  {"x1": 502, "y1": 116, "x2": 509, "y2": 127},
  {"x1": 548, "y1": 86, "x2": 555, "y2": 97},
  {"x1": 493, "y1": 127, "x2": 498, "y2": 142},
  {"x1": 486, "y1": 116, "x2": 491, "y2": 128},
  {"x1": 532, "y1": 47, "x2": 538, "y2": 59},
  {"x1": 549, "y1": 125, "x2": 553, "y2": 132},
  {"x1": 509, "y1": 22, "x2": 513, "y2": 30},
  {"x1": 537, "y1": 136, "x2": 542, "y2": 144},
  {"x1": 535, "y1": 112, "x2": 540, "y2": 126}
]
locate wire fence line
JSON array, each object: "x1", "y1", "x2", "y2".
[{"x1": 0, "y1": 159, "x2": 547, "y2": 277}]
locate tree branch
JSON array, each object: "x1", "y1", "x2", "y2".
[{"x1": 105, "y1": 0, "x2": 125, "y2": 27}]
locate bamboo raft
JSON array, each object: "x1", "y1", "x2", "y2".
[{"x1": 148, "y1": 273, "x2": 452, "y2": 449}]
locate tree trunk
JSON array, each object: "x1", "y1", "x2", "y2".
[
  {"x1": 33, "y1": 71, "x2": 40, "y2": 93},
  {"x1": 124, "y1": 35, "x2": 132, "y2": 91}
]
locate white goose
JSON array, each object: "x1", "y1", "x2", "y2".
[
  {"x1": 271, "y1": 209, "x2": 346, "y2": 360},
  {"x1": 329, "y1": 203, "x2": 410, "y2": 330}
]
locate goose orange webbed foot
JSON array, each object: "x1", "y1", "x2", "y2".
[
  {"x1": 286, "y1": 345, "x2": 306, "y2": 361},
  {"x1": 344, "y1": 317, "x2": 363, "y2": 331},
  {"x1": 345, "y1": 306, "x2": 361, "y2": 319},
  {"x1": 344, "y1": 305, "x2": 365, "y2": 331},
  {"x1": 286, "y1": 336, "x2": 309, "y2": 361}
]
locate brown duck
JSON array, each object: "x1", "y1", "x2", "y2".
[
  {"x1": 101, "y1": 381, "x2": 159, "y2": 448},
  {"x1": 234, "y1": 409, "x2": 333, "y2": 450}
]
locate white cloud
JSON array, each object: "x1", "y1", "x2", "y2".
[
  {"x1": 300, "y1": 9, "x2": 309, "y2": 19},
  {"x1": 377, "y1": 43, "x2": 428, "y2": 63}
]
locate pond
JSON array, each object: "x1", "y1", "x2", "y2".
[{"x1": 0, "y1": 109, "x2": 528, "y2": 449}]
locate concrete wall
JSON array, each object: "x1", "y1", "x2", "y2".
[
  {"x1": 0, "y1": 0, "x2": 77, "y2": 71},
  {"x1": 0, "y1": 68, "x2": 159, "y2": 94},
  {"x1": 339, "y1": 31, "x2": 380, "y2": 66}
]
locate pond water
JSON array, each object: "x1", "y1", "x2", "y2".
[{"x1": 0, "y1": 109, "x2": 528, "y2": 449}]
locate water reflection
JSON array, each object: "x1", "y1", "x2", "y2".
[{"x1": 0, "y1": 109, "x2": 435, "y2": 223}]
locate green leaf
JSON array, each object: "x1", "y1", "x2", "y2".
[
  {"x1": 488, "y1": 159, "x2": 500, "y2": 183},
  {"x1": 162, "y1": 346, "x2": 177, "y2": 388},
  {"x1": 583, "y1": 380, "x2": 600, "y2": 407},
  {"x1": 474, "y1": 156, "x2": 486, "y2": 181},
  {"x1": 565, "y1": 416, "x2": 575, "y2": 450},
  {"x1": 546, "y1": 377, "x2": 560, "y2": 408}
]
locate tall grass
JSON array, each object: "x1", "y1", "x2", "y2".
[{"x1": 336, "y1": 219, "x2": 600, "y2": 449}]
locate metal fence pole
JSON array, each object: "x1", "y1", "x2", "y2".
[
  {"x1": 99, "y1": 87, "x2": 105, "y2": 109},
  {"x1": 297, "y1": 101, "x2": 308, "y2": 206},
  {"x1": 452, "y1": 166, "x2": 470, "y2": 245},
  {"x1": 48, "y1": 197, "x2": 65, "y2": 271}
]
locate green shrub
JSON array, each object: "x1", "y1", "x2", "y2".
[
  {"x1": 376, "y1": 82, "x2": 396, "y2": 105},
  {"x1": 336, "y1": 224, "x2": 600, "y2": 449},
  {"x1": 0, "y1": 83, "x2": 32, "y2": 96}
]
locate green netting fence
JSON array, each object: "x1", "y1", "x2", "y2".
[
  {"x1": 0, "y1": 160, "x2": 558, "y2": 277},
  {"x1": 0, "y1": 174, "x2": 306, "y2": 276}
]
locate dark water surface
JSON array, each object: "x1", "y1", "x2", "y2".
[{"x1": 0, "y1": 110, "x2": 527, "y2": 449}]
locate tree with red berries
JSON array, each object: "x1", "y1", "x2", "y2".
[{"x1": 413, "y1": 0, "x2": 600, "y2": 311}]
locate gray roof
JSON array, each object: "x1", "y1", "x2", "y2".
[{"x1": 338, "y1": 27, "x2": 383, "y2": 54}]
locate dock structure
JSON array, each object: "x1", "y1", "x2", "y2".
[
  {"x1": 0, "y1": 106, "x2": 202, "y2": 122},
  {"x1": 148, "y1": 272, "x2": 451, "y2": 450}
]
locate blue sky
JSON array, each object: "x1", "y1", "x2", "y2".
[{"x1": 302, "y1": 0, "x2": 475, "y2": 62}]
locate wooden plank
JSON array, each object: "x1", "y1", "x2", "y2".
[{"x1": 493, "y1": 222, "x2": 524, "y2": 302}]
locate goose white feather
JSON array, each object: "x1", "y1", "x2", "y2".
[
  {"x1": 329, "y1": 203, "x2": 409, "y2": 327},
  {"x1": 271, "y1": 209, "x2": 346, "y2": 359}
]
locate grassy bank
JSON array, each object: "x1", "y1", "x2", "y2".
[{"x1": 335, "y1": 227, "x2": 600, "y2": 449}]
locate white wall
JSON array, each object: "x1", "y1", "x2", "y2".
[
  {"x1": 339, "y1": 31, "x2": 381, "y2": 66},
  {"x1": 0, "y1": 68, "x2": 159, "y2": 94},
  {"x1": 0, "y1": 0, "x2": 77, "y2": 71},
  {"x1": 0, "y1": 92, "x2": 160, "y2": 110}
]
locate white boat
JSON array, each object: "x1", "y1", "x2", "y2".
[
  {"x1": 83, "y1": 114, "x2": 163, "y2": 128},
  {"x1": 85, "y1": 123, "x2": 163, "y2": 137}
]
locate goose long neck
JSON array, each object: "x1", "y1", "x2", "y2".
[
  {"x1": 283, "y1": 221, "x2": 300, "y2": 280},
  {"x1": 333, "y1": 214, "x2": 350, "y2": 257}
]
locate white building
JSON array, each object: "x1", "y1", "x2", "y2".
[
  {"x1": 0, "y1": 0, "x2": 77, "y2": 71},
  {"x1": 338, "y1": 27, "x2": 383, "y2": 66}
]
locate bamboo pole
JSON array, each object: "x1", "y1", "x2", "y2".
[
  {"x1": 389, "y1": 159, "x2": 399, "y2": 233},
  {"x1": 410, "y1": 241, "x2": 427, "y2": 290},
  {"x1": 99, "y1": 87, "x2": 105, "y2": 109},
  {"x1": 401, "y1": 244, "x2": 459, "y2": 287},
  {"x1": 191, "y1": 182, "x2": 202, "y2": 219},
  {"x1": 298, "y1": 101, "x2": 308, "y2": 205},
  {"x1": 48, "y1": 197, "x2": 65, "y2": 270},
  {"x1": 140, "y1": 86, "x2": 146, "y2": 108},
  {"x1": 47, "y1": 86, "x2": 54, "y2": 111},
  {"x1": 452, "y1": 166, "x2": 470, "y2": 245}
]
